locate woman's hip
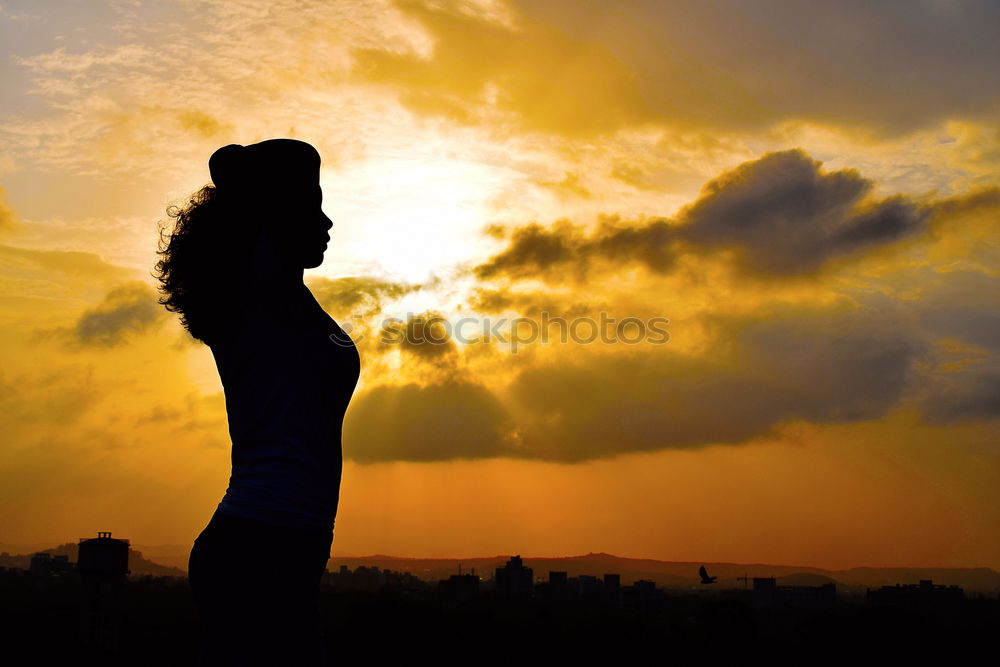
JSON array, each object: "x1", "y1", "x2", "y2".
[{"x1": 189, "y1": 509, "x2": 332, "y2": 599}]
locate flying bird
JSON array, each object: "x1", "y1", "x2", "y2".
[{"x1": 699, "y1": 566, "x2": 718, "y2": 584}]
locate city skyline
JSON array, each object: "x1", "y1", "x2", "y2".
[
  {"x1": 7, "y1": 534, "x2": 1000, "y2": 596},
  {"x1": 7, "y1": 545, "x2": 993, "y2": 665}
]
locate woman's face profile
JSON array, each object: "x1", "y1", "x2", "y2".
[{"x1": 267, "y1": 182, "x2": 333, "y2": 270}]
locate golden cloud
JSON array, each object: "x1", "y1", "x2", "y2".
[
  {"x1": 0, "y1": 186, "x2": 18, "y2": 237},
  {"x1": 342, "y1": 1, "x2": 1000, "y2": 139},
  {"x1": 476, "y1": 150, "x2": 1000, "y2": 283},
  {"x1": 351, "y1": 1, "x2": 652, "y2": 136}
]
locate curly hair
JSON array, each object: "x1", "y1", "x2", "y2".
[{"x1": 153, "y1": 185, "x2": 255, "y2": 345}]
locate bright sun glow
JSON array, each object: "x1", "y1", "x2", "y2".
[{"x1": 320, "y1": 155, "x2": 513, "y2": 283}]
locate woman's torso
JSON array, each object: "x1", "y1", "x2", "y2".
[{"x1": 209, "y1": 280, "x2": 360, "y2": 531}]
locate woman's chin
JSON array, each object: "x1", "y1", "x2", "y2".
[{"x1": 303, "y1": 252, "x2": 325, "y2": 269}]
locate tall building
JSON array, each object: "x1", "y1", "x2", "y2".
[
  {"x1": 495, "y1": 555, "x2": 533, "y2": 598},
  {"x1": 78, "y1": 531, "x2": 130, "y2": 654}
]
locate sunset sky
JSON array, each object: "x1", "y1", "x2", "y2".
[{"x1": 2, "y1": 0, "x2": 999, "y2": 570}]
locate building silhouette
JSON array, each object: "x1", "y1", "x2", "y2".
[
  {"x1": 29, "y1": 552, "x2": 74, "y2": 577},
  {"x1": 867, "y1": 580, "x2": 964, "y2": 610},
  {"x1": 752, "y1": 577, "x2": 836, "y2": 610},
  {"x1": 546, "y1": 571, "x2": 568, "y2": 597},
  {"x1": 574, "y1": 574, "x2": 602, "y2": 596},
  {"x1": 325, "y1": 564, "x2": 426, "y2": 593},
  {"x1": 78, "y1": 531, "x2": 130, "y2": 654},
  {"x1": 630, "y1": 579, "x2": 657, "y2": 594},
  {"x1": 438, "y1": 574, "x2": 480, "y2": 602},
  {"x1": 534, "y1": 570, "x2": 629, "y2": 605},
  {"x1": 495, "y1": 555, "x2": 534, "y2": 598}
]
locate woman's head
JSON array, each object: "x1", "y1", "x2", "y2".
[
  {"x1": 210, "y1": 139, "x2": 332, "y2": 269},
  {"x1": 154, "y1": 139, "x2": 332, "y2": 344}
]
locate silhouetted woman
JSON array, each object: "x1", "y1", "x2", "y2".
[{"x1": 154, "y1": 139, "x2": 360, "y2": 665}]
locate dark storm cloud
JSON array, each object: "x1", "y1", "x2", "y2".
[
  {"x1": 907, "y1": 269, "x2": 1000, "y2": 423},
  {"x1": 475, "y1": 221, "x2": 579, "y2": 280},
  {"x1": 674, "y1": 150, "x2": 935, "y2": 275},
  {"x1": 340, "y1": 257, "x2": 1000, "y2": 463},
  {"x1": 917, "y1": 270, "x2": 1000, "y2": 354},
  {"x1": 342, "y1": 304, "x2": 930, "y2": 463},
  {"x1": 343, "y1": 379, "x2": 514, "y2": 462},
  {"x1": 503, "y1": 306, "x2": 926, "y2": 461},
  {"x1": 592, "y1": 218, "x2": 677, "y2": 274},
  {"x1": 74, "y1": 281, "x2": 163, "y2": 346},
  {"x1": 921, "y1": 370, "x2": 1000, "y2": 423},
  {"x1": 474, "y1": 216, "x2": 676, "y2": 282},
  {"x1": 475, "y1": 150, "x2": 998, "y2": 282}
]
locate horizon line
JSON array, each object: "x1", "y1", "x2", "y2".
[{"x1": 5, "y1": 542, "x2": 997, "y2": 572}]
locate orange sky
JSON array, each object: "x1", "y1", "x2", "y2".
[{"x1": 1, "y1": 0, "x2": 999, "y2": 570}]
